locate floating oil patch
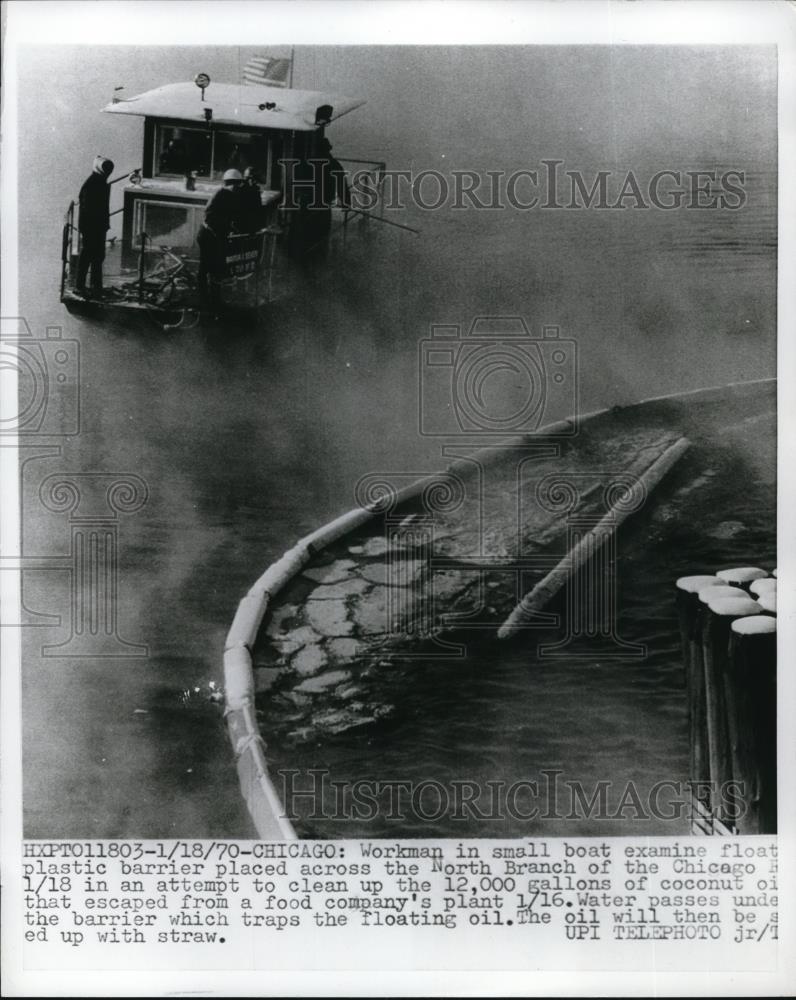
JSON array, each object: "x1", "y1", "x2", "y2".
[
  {"x1": 348, "y1": 537, "x2": 390, "y2": 557},
  {"x1": 253, "y1": 549, "x2": 447, "y2": 743},
  {"x1": 303, "y1": 559, "x2": 358, "y2": 584},
  {"x1": 708, "y1": 520, "x2": 747, "y2": 540},
  {"x1": 291, "y1": 644, "x2": 328, "y2": 676},
  {"x1": 306, "y1": 578, "x2": 370, "y2": 599},
  {"x1": 296, "y1": 668, "x2": 351, "y2": 693},
  {"x1": 327, "y1": 637, "x2": 367, "y2": 661},
  {"x1": 288, "y1": 703, "x2": 395, "y2": 742},
  {"x1": 305, "y1": 598, "x2": 355, "y2": 637},
  {"x1": 360, "y1": 560, "x2": 425, "y2": 586},
  {"x1": 265, "y1": 603, "x2": 300, "y2": 635}
]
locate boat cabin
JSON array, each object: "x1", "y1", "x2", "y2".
[{"x1": 102, "y1": 77, "x2": 367, "y2": 265}]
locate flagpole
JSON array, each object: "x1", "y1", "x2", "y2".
[{"x1": 289, "y1": 47, "x2": 295, "y2": 88}]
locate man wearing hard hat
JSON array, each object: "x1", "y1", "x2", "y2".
[
  {"x1": 197, "y1": 168, "x2": 243, "y2": 311},
  {"x1": 75, "y1": 155, "x2": 114, "y2": 298}
]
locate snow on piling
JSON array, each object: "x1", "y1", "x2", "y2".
[{"x1": 677, "y1": 565, "x2": 776, "y2": 834}]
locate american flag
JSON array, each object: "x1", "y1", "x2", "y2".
[{"x1": 242, "y1": 55, "x2": 292, "y2": 89}]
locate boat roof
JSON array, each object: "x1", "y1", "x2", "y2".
[{"x1": 103, "y1": 81, "x2": 365, "y2": 132}]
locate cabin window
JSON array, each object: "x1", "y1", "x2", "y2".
[
  {"x1": 155, "y1": 126, "x2": 212, "y2": 178},
  {"x1": 211, "y1": 130, "x2": 272, "y2": 183},
  {"x1": 152, "y1": 122, "x2": 282, "y2": 188},
  {"x1": 132, "y1": 199, "x2": 204, "y2": 251}
]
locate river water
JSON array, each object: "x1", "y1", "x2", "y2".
[{"x1": 16, "y1": 45, "x2": 776, "y2": 837}]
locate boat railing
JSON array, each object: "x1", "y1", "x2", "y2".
[
  {"x1": 61, "y1": 201, "x2": 76, "y2": 300},
  {"x1": 223, "y1": 227, "x2": 281, "y2": 306},
  {"x1": 137, "y1": 232, "x2": 149, "y2": 303}
]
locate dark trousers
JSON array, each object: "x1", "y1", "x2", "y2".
[
  {"x1": 197, "y1": 226, "x2": 224, "y2": 307},
  {"x1": 76, "y1": 231, "x2": 106, "y2": 293}
]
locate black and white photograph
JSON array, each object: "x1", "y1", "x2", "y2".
[{"x1": 1, "y1": 1, "x2": 793, "y2": 994}]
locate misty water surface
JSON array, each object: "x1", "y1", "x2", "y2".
[{"x1": 16, "y1": 45, "x2": 775, "y2": 837}]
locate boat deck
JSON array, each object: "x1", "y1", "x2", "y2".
[{"x1": 62, "y1": 237, "x2": 272, "y2": 318}]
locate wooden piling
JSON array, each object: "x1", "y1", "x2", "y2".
[
  {"x1": 698, "y1": 584, "x2": 744, "y2": 602},
  {"x1": 749, "y1": 577, "x2": 776, "y2": 598},
  {"x1": 757, "y1": 591, "x2": 776, "y2": 615},
  {"x1": 701, "y1": 595, "x2": 762, "y2": 827},
  {"x1": 676, "y1": 575, "x2": 722, "y2": 660},
  {"x1": 725, "y1": 615, "x2": 777, "y2": 833},
  {"x1": 716, "y1": 566, "x2": 768, "y2": 591},
  {"x1": 685, "y1": 583, "x2": 743, "y2": 821},
  {"x1": 676, "y1": 575, "x2": 722, "y2": 675},
  {"x1": 676, "y1": 575, "x2": 721, "y2": 813}
]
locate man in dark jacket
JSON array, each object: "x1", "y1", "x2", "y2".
[
  {"x1": 319, "y1": 138, "x2": 351, "y2": 209},
  {"x1": 197, "y1": 168, "x2": 243, "y2": 310},
  {"x1": 75, "y1": 156, "x2": 114, "y2": 297},
  {"x1": 285, "y1": 139, "x2": 351, "y2": 258},
  {"x1": 237, "y1": 168, "x2": 264, "y2": 234}
]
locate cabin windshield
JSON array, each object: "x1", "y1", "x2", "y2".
[
  {"x1": 154, "y1": 122, "x2": 283, "y2": 188},
  {"x1": 156, "y1": 126, "x2": 212, "y2": 177}
]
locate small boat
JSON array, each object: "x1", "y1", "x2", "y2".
[
  {"x1": 222, "y1": 376, "x2": 775, "y2": 838},
  {"x1": 60, "y1": 68, "x2": 388, "y2": 327}
]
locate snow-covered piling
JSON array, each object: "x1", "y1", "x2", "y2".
[{"x1": 678, "y1": 565, "x2": 776, "y2": 834}]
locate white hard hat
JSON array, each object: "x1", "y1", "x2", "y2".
[
  {"x1": 223, "y1": 169, "x2": 243, "y2": 183},
  {"x1": 93, "y1": 155, "x2": 115, "y2": 176}
]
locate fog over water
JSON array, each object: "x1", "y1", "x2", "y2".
[{"x1": 16, "y1": 45, "x2": 775, "y2": 836}]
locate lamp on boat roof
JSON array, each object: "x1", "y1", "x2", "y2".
[
  {"x1": 194, "y1": 72, "x2": 211, "y2": 101},
  {"x1": 315, "y1": 104, "x2": 333, "y2": 126}
]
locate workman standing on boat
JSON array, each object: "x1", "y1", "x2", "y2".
[
  {"x1": 319, "y1": 137, "x2": 351, "y2": 209},
  {"x1": 197, "y1": 168, "x2": 243, "y2": 310},
  {"x1": 237, "y1": 167, "x2": 264, "y2": 234},
  {"x1": 285, "y1": 140, "x2": 349, "y2": 258},
  {"x1": 75, "y1": 155, "x2": 114, "y2": 298}
]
